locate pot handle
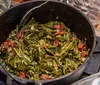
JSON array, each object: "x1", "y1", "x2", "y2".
[{"x1": 93, "y1": 37, "x2": 100, "y2": 54}]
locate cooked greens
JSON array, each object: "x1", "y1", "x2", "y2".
[{"x1": 0, "y1": 18, "x2": 89, "y2": 80}]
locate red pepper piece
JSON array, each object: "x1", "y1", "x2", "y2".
[
  {"x1": 19, "y1": 72, "x2": 25, "y2": 78},
  {"x1": 16, "y1": 31, "x2": 24, "y2": 40},
  {"x1": 53, "y1": 24, "x2": 60, "y2": 29}
]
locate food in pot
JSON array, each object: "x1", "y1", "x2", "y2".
[{"x1": 0, "y1": 18, "x2": 89, "y2": 80}]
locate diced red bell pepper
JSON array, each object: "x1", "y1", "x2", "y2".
[{"x1": 19, "y1": 72, "x2": 25, "y2": 78}]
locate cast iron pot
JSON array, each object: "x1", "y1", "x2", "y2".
[{"x1": 0, "y1": 0, "x2": 96, "y2": 85}]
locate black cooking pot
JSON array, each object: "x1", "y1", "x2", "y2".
[{"x1": 0, "y1": 0, "x2": 96, "y2": 85}]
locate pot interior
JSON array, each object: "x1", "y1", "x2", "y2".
[{"x1": 0, "y1": 0, "x2": 95, "y2": 84}]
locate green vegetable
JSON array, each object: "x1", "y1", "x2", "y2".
[{"x1": 0, "y1": 18, "x2": 89, "y2": 80}]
